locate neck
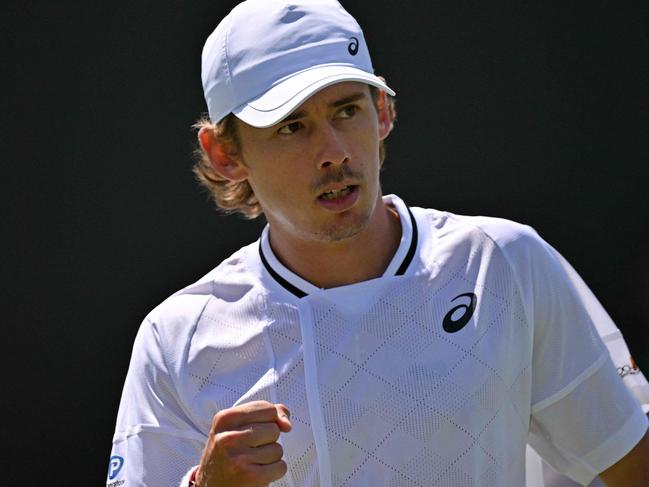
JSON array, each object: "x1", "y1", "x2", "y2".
[{"x1": 267, "y1": 195, "x2": 402, "y2": 289}]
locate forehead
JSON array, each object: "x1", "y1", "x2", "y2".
[{"x1": 289, "y1": 81, "x2": 371, "y2": 112}]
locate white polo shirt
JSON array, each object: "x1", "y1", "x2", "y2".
[{"x1": 109, "y1": 194, "x2": 647, "y2": 487}]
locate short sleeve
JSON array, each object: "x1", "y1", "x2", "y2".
[
  {"x1": 597, "y1": 328, "x2": 649, "y2": 413},
  {"x1": 108, "y1": 316, "x2": 207, "y2": 486},
  {"x1": 524, "y1": 322, "x2": 649, "y2": 487},
  {"x1": 500, "y1": 227, "x2": 648, "y2": 485},
  {"x1": 529, "y1": 353, "x2": 647, "y2": 485}
]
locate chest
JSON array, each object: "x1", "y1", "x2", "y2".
[{"x1": 185, "y1": 269, "x2": 532, "y2": 485}]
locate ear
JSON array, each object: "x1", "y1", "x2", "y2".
[
  {"x1": 375, "y1": 77, "x2": 394, "y2": 141},
  {"x1": 198, "y1": 126, "x2": 249, "y2": 182}
]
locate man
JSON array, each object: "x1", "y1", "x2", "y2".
[{"x1": 108, "y1": 0, "x2": 649, "y2": 485}]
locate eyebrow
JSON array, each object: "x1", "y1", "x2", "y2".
[{"x1": 279, "y1": 91, "x2": 368, "y2": 124}]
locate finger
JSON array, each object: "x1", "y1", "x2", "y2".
[
  {"x1": 275, "y1": 403, "x2": 292, "y2": 432},
  {"x1": 236, "y1": 421, "x2": 281, "y2": 447},
  {"x1": 249, "y1": 442, "x2": 284, "y2": 465},
  {"x1": 213, "y1": 401, "x2": 281, "y2": 432},
  {"x1": 250, "y1": 459, "x2": 288, "y2": 484}
]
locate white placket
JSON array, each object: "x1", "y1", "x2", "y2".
[{"x1": 297, "y1": 298, "x2": 333, "y2": 487}]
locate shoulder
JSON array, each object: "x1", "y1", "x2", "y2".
[
  {"x1": 137, "y1": 240, "x2": 263, "y2": 350},
  {"x1": 407, "y1": 206, "x2": 574, "y2": 306},
  {"x1": 412, "y1": 205, "x2": 549, "y2": 261},
  {"x1": 445, "y1": 210, "x2": 541, "y2": 247},
  {"x1": 174, "y1": 240, "x2": 261, "y2": 299},
  {"x1": 456, "y1": 214, "x2": 540, "y2": 246},
  {"x1": 455, "y1": 213, "x2": 552, "y2": 264}
]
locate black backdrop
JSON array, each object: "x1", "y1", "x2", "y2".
[{"x1": 4, "y1": 1, "x2": 648, "y2": 484}]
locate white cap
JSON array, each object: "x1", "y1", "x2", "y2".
[{"x1": 201, "y1": 0, "x2": 395, "y2": 127}]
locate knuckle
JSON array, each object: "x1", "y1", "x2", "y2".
[
  {"x1": 232, "y1": 464, "x2": 252, "y2": 483},
  {"x1": 275, "y1": 460, "x2": 288, "y2": 478},
  {"x1": 247, "y1": 400, "x2": 273, "y2": 411},
  {"x1": 271, "y1": 442, "x2": 284, "y2": 458},
  {"x1": 252, "y1": 421, "x2": 276, "y2": 435},
  {"x1": 231, "y1": 453, "x2": 249, "y2": 471},
  {"x1": 213, "y1": 408, "x2": 232, "y2": 429},
  {"x1": 261, "y1": 423, "x2": 281, "y2": 442},
  {"x1": 215, "y1": 430, "x2": 242, "y2": 450},
  {"x1": 230, "y1": 454, "x2": 257, "y2": 481}
]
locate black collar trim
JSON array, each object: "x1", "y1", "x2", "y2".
[
  {"x1": 259, "y1": 245, "x2": 307, "y2": 298},
  {"x1": 259, "y1": 205, "x2": 418, "y2": 298},
  {"x1": 396, "y1": 206, "x2": 418, "y2": 276}
]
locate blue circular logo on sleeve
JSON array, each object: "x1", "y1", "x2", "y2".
[{"x1": 108, "y1": 456, "x2": 124, "y2": 480}]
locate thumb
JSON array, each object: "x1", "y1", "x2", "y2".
[{"x1": 275, "y1": 403, "x2": 292, "y2": 433}]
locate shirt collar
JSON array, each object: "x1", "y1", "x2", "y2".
[{"x1": 258, "y1": 194, "x2": 418, "y2": 298}]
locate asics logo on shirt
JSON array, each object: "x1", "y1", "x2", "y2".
[{"x1": 442, "y1": 292, "x2": 477, "y2": 333}]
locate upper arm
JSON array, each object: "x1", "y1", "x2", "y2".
[
  {"x1": 491, "y1": 225, "x2": 646, "y2": 483},
  {"x1": 109, "y1": 304, "x2": 208, "y2": 485},
  {"x1": 599, "y1": 427, "x2": 649, "y2": 486}
]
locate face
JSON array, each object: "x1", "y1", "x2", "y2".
[{"x1": 230, "y1": 82, "x2": 392, "y2": 245}]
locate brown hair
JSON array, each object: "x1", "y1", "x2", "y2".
[{"x1": 192, "y1": 85, "x2": 396, "y2": 219}]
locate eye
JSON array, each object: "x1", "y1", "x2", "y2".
[
  {"x1": 337, "y1": 105, "x2": 358, "y2": 119},
  {"x1": 277, "y1": 121, "x2": 301, "y2": 135}
]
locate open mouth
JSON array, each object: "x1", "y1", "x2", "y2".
[{"x1": 318, "y1": 185, "x2": 356, "y2": 200}]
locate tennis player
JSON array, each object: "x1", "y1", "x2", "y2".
[{"x1": 108, "y1": 1, "x2": 649, "y2": 485}]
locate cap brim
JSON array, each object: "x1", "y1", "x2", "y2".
[{"x1": 231, "y1": 65, "x2": 395, "y2": 128}]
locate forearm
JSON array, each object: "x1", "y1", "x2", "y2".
[{"x1": 600, "y1": 428, "x2": 649, "y2": 486}]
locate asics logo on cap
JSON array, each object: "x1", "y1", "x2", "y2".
[
  {"x1": 442, "y1": 292, "x2": 477, "y2": 333},
  {"x1": 348, "y1": 36, "x2": 359, "y2": 55}
]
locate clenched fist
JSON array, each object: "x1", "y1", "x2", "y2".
[{"x1": 194, "y1": 401, "x2": 292, "y2": 487}]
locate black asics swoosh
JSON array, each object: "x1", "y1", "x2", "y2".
[
  {"x1": 442, "y1": 292, "x2": 477, "y2": 333},
  {"x1": 348, "y1": 37, "x2": 359, "y2": 55}
]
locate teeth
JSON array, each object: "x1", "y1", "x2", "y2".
[{"x1": 321, "y1": 186, "x2": 351, "y2": 200}]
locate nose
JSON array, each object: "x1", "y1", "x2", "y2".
[{"x1": 315, "y1": 122, "x2": 348, "y2": 169}]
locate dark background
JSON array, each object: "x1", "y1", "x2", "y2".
[{"x1": 4, "y1": 1, "x2": 648, "y2": 484}]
